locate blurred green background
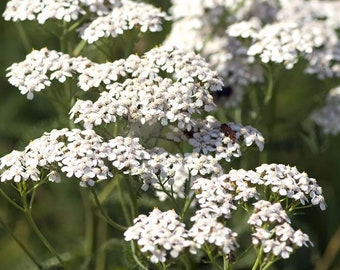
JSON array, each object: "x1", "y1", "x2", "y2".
[{"x1": 0, "y1": 1, "x2": 339, "y2": 269}]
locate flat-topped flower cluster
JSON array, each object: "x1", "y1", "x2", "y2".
[
  {"x1": 2, "y1": 45, "x2": 266, "y2": 193},
  {"x1": 4, "y1": 0, "x2": 168, "y2": 43},
  {"x1": 165, "y1": 0, "x2": 340, "y2": 107},
  {"x1": 124, "y1": 163, "x2": 324, "y2": 263},
  {"x1": 1, "y1": 0, "x2": 331, "y2": 268},
  {"x1": 311, "y1": 86, "x2": 340, "y2": 135}
]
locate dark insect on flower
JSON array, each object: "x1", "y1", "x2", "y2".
[
  {"x1": 212, "y1": 86, "x2": 233, "y2": 105},
  {"x1": 220, "y1": 123, "x2": 236, "y2": 142},
  {"x1": 183, "y1": 129, "x2": 194, "y2": 138},
  {"x1": 227, "y1": 252, "x2": 236, "y2": 263}
]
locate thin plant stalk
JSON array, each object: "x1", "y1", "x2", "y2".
[
  {"x1": 0, "y1": 216, "x2": 43, "y2": 269},
  {"x1": 117, "y1": 176, "x2": 132, "y2": 226},
  {"x1": 90, "y1": 187, "x2": 126, "y2": 231},
  {"x1": 130, "y1": 241, "x2": 148, "y2": 270},
  {"x1": 21, "y1": 187, "x2": 70, "y2": 269}
]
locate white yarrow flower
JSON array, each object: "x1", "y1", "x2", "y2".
[
  {"x1": 79, "y1": 0, "x2": 168, "y2": 44},
  {"x1": 70, "y1": 46, "x2": 222, "y2": 129},
  {"x1": 124, "y1": 208, "x2": 194, "y2": 263},
  {"x1": 256, "y1": 163, "x2": 326, "y2": 210},
  {"x1": 311, "y1": 86, "x2": 340, "y2": 135},
  {"x1": 189, "y1": 211, "x2": 238, "y2": 255},
  {"x1": 0, "y1": 129, "x2": 151, "y2": 186},
  {"x1": 249, "y1": 200, "x2": 313, "y2": 259},
  {"x1": 6, "y1": 48, "x2": 91, "y2": 99},
  {"x1": 3, "y1": 0, "x2": 122, "y2": 23},
  {"x1": 182, "y1": 116, "x2": 264, "y2": 161}
]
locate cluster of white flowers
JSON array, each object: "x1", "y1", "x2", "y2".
[
  {"x1": 187, "y1": 173, "x2": 252, "y2": 256},
  {"x1": 136, "y1": 148, "x2": 184, "y2": 192},
  {"x1": 256, "y1": 163, "x2": 326, "y2": 210},
  {"x1": 189, "y1": 210, "x2": 239, "y2": 255},
  {"x1": 70, "y1": 46, "x2": 222, "y2": 129},
  {"x1": 248, "y1": 201, "x2": 290, "y2": 228},
  {"x1": 124, "y1": 208, "x2": 196, "y2": 264},
  {"x1": 0, "y1": 129, "x2": 153, "y2": 186},
  {"x1": 1, "y1": 0, "x2": 331, "y2": 267},
  {"x1": 0, "y1": 128, "x2": 112, "y2": 186},
  {"x1": 124, "y1": 207, "x2": 239, "y2": 264},
  {"x1": 137, "y1": 151, "x2": 224, "y2": 201},
  {"x1": 192, "y1": 163, "x2": 326, "y2": 211},
  {"x1": 311, "y1": 86, "x2": 340, "y2": 135},
  {"x1": 249, "y1": 200, "x2": 313, "y2": 259},
  {"x1": 0, "y1": 150, "x2": 39, "y2": 183},
  {"x1": 192, "y1": 175, "x2": 237, "y2": 219},
  {"x1": 305, "y1": 40, "x2": 340, "y2": 79},
  {"x1": 276, "y1": 0, "x2": 340, "y2": 78},
  {"x1": 278, "y1": 0, "x2": 340, "y2": 29},
  {"x1": 192, "y1": 170, "x2": 262, "y2": 224},
  {"x1": 228, "y1": 0, "x2": 340, "y2": 73},
  {"x1": 6, "y1": 48, "x2": 91, "y2": 99},
  {"x1": 224, "y1": 169, "x2": 263, "y2": 202},
  {"x1": 3, "y1": 0, "x2": 167, "y2": 44},
  {"x1": 235, "y1": 0, "x2": 281, "y2": 23},
  {"x1": 78, "y1": 0, "x2": 168, "y2": 43},
  {"x1": 164, "y1": 0, "x2": 271, "y2": 107},
  {"x1": 173, "y1": 170, "x2": 240, "y2": 256},
  {"x1": 182, "y1": 162, "x2": 324, "y2": 261},
  {"x1": 106, "y1": 136, "x2": 150, "y2": 175},
  {"x1": 75, "y1": 46, "x2": 223, "y2": 92},
  {"x1": 184, "y1": 152, "x2": 223, "y2": 177},
  {"x1": 169, "y1": 0, "x2": 243, "y2": 19},
  {"x1": 203, "y1": 37, "x2": 264, "y2": 96},
  {"x1": 7, "y1": 46, "x2": 222, "y2": 125},
  {"x1": 0, "y1": 127, "x2": 231, "y2": 199},
  {"x1": 228, "y1": 19, "x2": 331, "y2": 69},
  {"x1": 169, "y1": 115, "x2": 264, "y2": 161},
  {"x1": 156, "y1": 152, "x2": 225, "y2": 201},
  {"x1": 166, "y1": 0, "x2": 340, "y2": 108},
  {"x1": 3, "y1": 0, "x2": 121, "y2": 23}
]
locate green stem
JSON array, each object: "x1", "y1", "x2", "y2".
[
  {"x1": 90, "y1": 188, "x2": 126, "y2": 231},
  {"x1": 60, "y1": 21, "x2": 68, "y2": 53},
  {"x1": 0, "y1": 216, "x2": 43, "y2": 269},
  {"x1": 15, "y1": 21, "x2": 31, "y2": 52},
  {"x1": 80, "y1": 187, "x2": 94, "y2": 258},
  {"x1": 25, "y1": 209, "x2": 70, "y2": 269},
  {"x1": 223, "y1": 256, "x2": 231, "y2": 270},
  {"x1": 73, "y1": 39, "x2": 88, "y2": 56},
  {"x1": 256, "y1": 64, "x2": 279, "y2": 165},
  {"x1": 155, "y1": 177, "x2": 180, "y2": 212},
  {"x1": 95, "y1": 215, "x2": 107, "y2": 270},
  {"x1": 21, "y1": 188, "x2": 70, "y2": 269},
  {"x1": 249, "y1": 87, "x2": 260, "y2": 122},
  {"x1": 264, "y1": 65, "x2": 274, "y2": 105},
  {"x1": 130, "y1": 241, "x2": 148, "y2": 270},
  {"x1": 252, "y1": 247, "x2": 263, "y2": 270},
  {"x1": 93, "y1": 41, "x2": 112, "y2": 58},
  {"x1": 98, "y1": 177, "x2": 118, "y2": 203},
  {"x1": 66, "y1": 16, "x2": 89, "y2": 34},
  {"x1": 156, "y1": 262, "x2": 167, "y2": 270},
  {"x1": 119, "y1": 30, "x2": 139, "y2": 58},
  {"x1": 236, "y1": 243, "x2": 253, "y2": 263},
  {"x1": 113, "y1": 121, "x2": 119, "y2": 137},
  {"x1": 203, "y1": 244, "x2": 222, "y2": 270},
  {"x1": 127, "y1": 176, "x2": 138, "y2": 218},
  {"x1": 262, "y1": 260, "x2": 276, "y2": 270},
  {"x1": 0, "y1": 187, "x2": 24, "y2": 212},
  {"x1": 117, "y1": 176, "x2": 132, "y2": 226},
  {"x1": 181, "y1": 193, "x2": 195, "y2": 221}
]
